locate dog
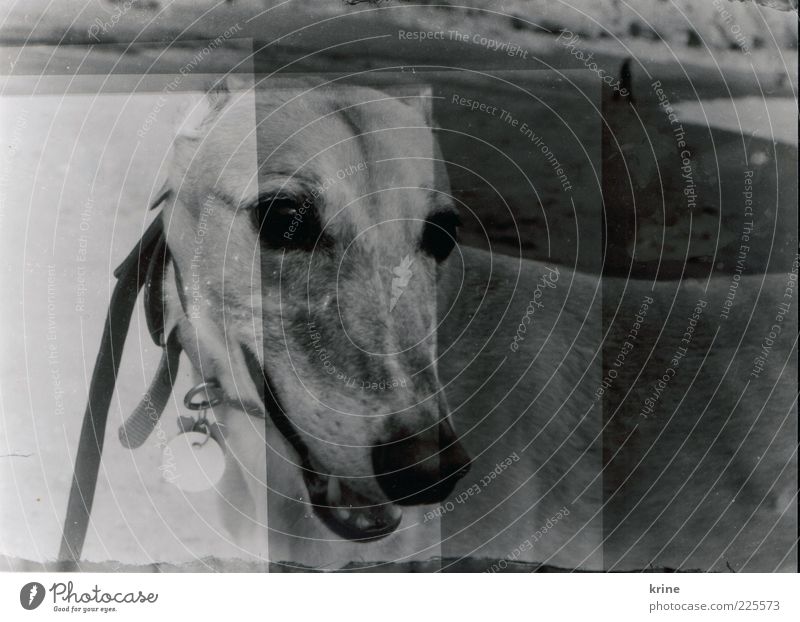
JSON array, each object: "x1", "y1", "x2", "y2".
[{"x1": 128, "y1": 79, "x2": 796, "y2": 571}]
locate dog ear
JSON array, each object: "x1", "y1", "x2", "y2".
[
  {"x1": 406, "y1": 85, "x2": 434, "y2": 127},
  {"x1": 383, "y1": 84, "x2": 434, "y2": 127},
  {"x1": 399, "y1": 85, "x2": 450, "y2": 193},
  {"x1": 381, "y1": 84, "x2": 450, "y2": 191},
  {"x1": 174, "y1": 85, "x2": 232, "y2": 141},
  {"x1": 149, "y1": 180, "x2": 172, "y2": 211},
  {"x1": 431, "y1": 127, "x2": 450, "y2": 195}
]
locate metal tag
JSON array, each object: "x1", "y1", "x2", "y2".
[{"x1": 162, "y1": 430, "x2": 225, "y2": 493}]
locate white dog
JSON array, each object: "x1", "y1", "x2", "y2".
[{"x1": 120, "y1": 80, "x2": 795, "y2": 571}]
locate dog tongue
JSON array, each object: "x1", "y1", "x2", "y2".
[{"x1": 327, "y1": 476, "x2": 403, "y2": 526}]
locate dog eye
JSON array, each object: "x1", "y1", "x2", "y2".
[
  {"x1": 252, "y1": 194, "x2": 320, "y2": 250},
  {"x1": 421, "y1": 211, "x2": 460, "y2": 262}
]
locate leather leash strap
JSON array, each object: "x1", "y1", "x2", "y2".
[
  {"x1": 117, "y1": 330, "x2": 182, "y2": 449},
  {"x1": 58, "y1": 217, "x2": 164, "y2": 568}
]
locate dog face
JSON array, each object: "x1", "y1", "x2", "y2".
[{"x1": 161, "y1": 83, "x2": 470, "y2": 540}]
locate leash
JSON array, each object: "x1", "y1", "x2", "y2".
[{"x1": 58, "y1": 217, "x2": 165, "y2": 567}]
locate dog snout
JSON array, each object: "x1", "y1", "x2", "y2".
[{"x1": 372, "y1": 420, "x2": 471, "y2": 505}]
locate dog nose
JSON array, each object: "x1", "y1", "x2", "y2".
[{"x1": 372, "y1": 420, "x2": 471, "y2": 505}]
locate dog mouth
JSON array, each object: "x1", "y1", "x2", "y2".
[
  {"x1": 240, "y1": 346, "x2": 402, "y2": 540},
  {"x1": 302, "y1": 466, "x2": 403, "y2": 541}
]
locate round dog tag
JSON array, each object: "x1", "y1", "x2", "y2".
[{"x1": 162, "y1": 431, "x2": 225, "y2": 492}]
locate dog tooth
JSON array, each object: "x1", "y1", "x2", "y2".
[
  {"x1": 334, "y1": 507, "x2": 351, "y2": 521},
  {"x1": 327, "y1": 475, "x2": 341, "y2": 503},
  {"x1": 388, "y1": 504, "x2": 403, "y2": 521},
  {"x1": 355, "y1": 514, "x2": 373, "y2": 530}
]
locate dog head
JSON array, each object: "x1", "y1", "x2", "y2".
[{"x1": 158, "y1": 80, "x2": 470, "y2": 540}]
